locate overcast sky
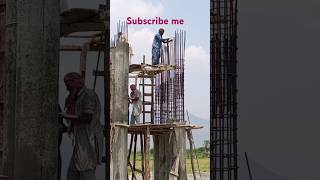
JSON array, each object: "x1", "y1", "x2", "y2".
[
  {"x1": 238, "y1": 0, "x2": 320, "y2": 179},
  {"x1": 60, "y1": 0, "x2": 320, "y2": 179}
]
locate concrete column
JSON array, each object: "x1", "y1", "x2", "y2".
[
  {"x1": 5, "y1": 0, "x2": 60, "y2": 179},
  {"x1": 154, "y1": 128, "x2": 187, "y2": 180},
  {"x1": 0, "y1": 0, "x2": 6, "y2": 176},
  {"x1": 110, "y1": 41, "x2": 129, "y2": 180}
]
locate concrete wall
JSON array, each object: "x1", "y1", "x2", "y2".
[
  {"x1": 0, "y1": 0, "x2": 5, "y2": 176},
  {"x1": 5, "y1": 0, "x2": 60, "y2": 179},
  {"x1": 110, "y1": 41, "x2": 129, "y2": 180}
]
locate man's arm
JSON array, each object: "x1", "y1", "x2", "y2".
[
  {"x1": 156, "y1": 34, "x2": 169, "y2": 43},
  {"x1": 129, "y1": 91, "x2": 140, "y2": 101},
  {"x1": 59, "y1": 112, "x2": 78, "y2": 120}
]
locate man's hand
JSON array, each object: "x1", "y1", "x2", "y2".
[
  {"x1": 58, "y1": 112, "x2": 78, "y2": 120},
  {"x1": 165, "y1": 38, "x2": 173, "y2": 43}
]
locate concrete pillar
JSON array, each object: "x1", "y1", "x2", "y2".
[
  {"x1": 5, "y1": 0, "x2": 60, "y2": 179},
  {"x1": 154, "y1": 128, "x2": 187, "y2": 180},
  {"x1": 0, "y1": 0, "x2": 6, "y2": 176},
  {"x1": 110, "y1": 41, "x2": 129, "y2": 180}
]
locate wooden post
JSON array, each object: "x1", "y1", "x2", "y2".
[
  {"x1": 187, "y1": 130, "x2": 197, "y2": 180},
  {"x1": 144, "y1": 126, "x2": 150, "y2": 180},
  {"x1": 140, "y1": 133, "x2": 145, "y2": 180},
  {"x1": 80, "y1": 43, "x2": 89, "y2": 79}
]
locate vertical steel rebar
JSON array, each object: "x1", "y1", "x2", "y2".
[
  {"x1": 211, "y1": 0, "x2": 238, "y2": 179},
  {"x1": 154, "y1": 30, "x2": 186, "y2": 124}
]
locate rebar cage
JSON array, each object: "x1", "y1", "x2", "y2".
[{"x1": 211, "y1": 0, "x2": 238, "y2": 179}]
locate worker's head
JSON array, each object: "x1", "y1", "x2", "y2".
[
  {"x1": 159, "y1": 28, "x2": 165, "y2": 35},
  {"x1": 64, "y1": 72, "x2": 85, "y2": 95},
  {"x1": 130, "y1": 84, "x2": 136, "y2": 91}
]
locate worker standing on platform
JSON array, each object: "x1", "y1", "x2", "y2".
[
  {"x1": 129, "y1": 84, "x2": 142, "y2": 124},
  {"x1": 152, "y1": 28, "x2": 172, "y2": 65},
  {"x1": 60, "y1": 72, "x2": 104, "y2": 180}
]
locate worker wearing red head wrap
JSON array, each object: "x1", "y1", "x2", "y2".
[
  {"x1": 64, "y1": 72, "x2": 85, "y2": 119},
  {"x1": 60, "y1": 72, "x2": 104, "y2": 180}
]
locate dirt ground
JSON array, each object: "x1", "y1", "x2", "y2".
[{"x1": 133, "y1": 173, "x2": 210, "y2": 180}]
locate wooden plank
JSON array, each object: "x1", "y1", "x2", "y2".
[
  {"x1": 60, "y1": 44, "x2": 104, "y2": 52},
  {"x1": 140, "y1": 133, "x2": 145, "y2": 179},
  {"x1": 143, "y1": 101, "x2": 152, "y2": 105},
  {"x1": 92, "y1": 70, "x2": 104, "y2": 77},
  {"x1": 60, "y1": 8, "x2": 105, "y2": 36},
  {"x1": 144, "y1": 126, "x2": 150, "y2": 180},
  {"x1": 80, "y1": 44, "x2": 88, "y2": 79},
  {"x1": 151, "y1": 78, "x2": 154, "y2": 123},
  {"x1": 132, "y1": 134, "x2": 138, "y2": 180},
  {"x1": 187, "y1": 130, "x2": 197, "y2": 180},
  {"x1": 139, "y1": 84, "x2": 154, "y2": 86}
]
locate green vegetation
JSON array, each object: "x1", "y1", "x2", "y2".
[{"x1": 128, "y1": 147, "x2": 210, "y2": 174}]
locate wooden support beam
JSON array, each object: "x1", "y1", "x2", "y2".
[
  {"x1": 140, "y1": 133, "x2": 145, "y2": 180},
  {"x1": 60, "y1": 44, "x2": 105, "y2": 52},
  {"x1": 187, "y1": 130, "x2": 197, "y2": 180},
  {"x1": 80, "y1": 43, "x2": 89, "y2": 79},
  {"x1": 93, "y1": 70, "x2": 104, "y2": 77},
  {"x1": 144, "y1": 126, "x2": 150, "y2": 180}
]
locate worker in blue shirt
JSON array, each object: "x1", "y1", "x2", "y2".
[{"x1": 152, "y1": 28, "x2": 172, "y2": 65}]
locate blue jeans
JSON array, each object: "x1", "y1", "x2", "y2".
[{"x1": 152, "y1": 47, "x2": 161, "y2": 65}]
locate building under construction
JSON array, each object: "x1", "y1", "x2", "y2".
[
  {"x1": 0, "y1": 0, "x2": 238, "y2": 180},
  {"x1": 0, "y1": 2, "x2": 210, "y2": 180}
]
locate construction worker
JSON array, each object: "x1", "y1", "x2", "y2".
[
  {"x1": 60, "y1": 72, "x2": 104, "y2": 180},
  {"x1": 129, "y1": 84, "x2": 142, "y2": 124},
  {"x1": 152, "y1": 28, "x2": 172, "y2": 65}
]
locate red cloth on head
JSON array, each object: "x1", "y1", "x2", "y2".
[
  {"x1": 64, "y1": 72, "x2": 84, "y2": 130},
  {"x1": 64, "y1": 72, "x2": 85, "y2": 90}
]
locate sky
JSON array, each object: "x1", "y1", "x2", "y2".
[{"x1": 59, "y1": 0, "x2": 320, "y2": 180}]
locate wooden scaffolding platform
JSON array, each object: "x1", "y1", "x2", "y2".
[
  {"x1": 128, "y1": 63, "x2": 203, "y2": 180},
  {"x1": 127, "y1": 123, "x2": 203, "y2": 180}
]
